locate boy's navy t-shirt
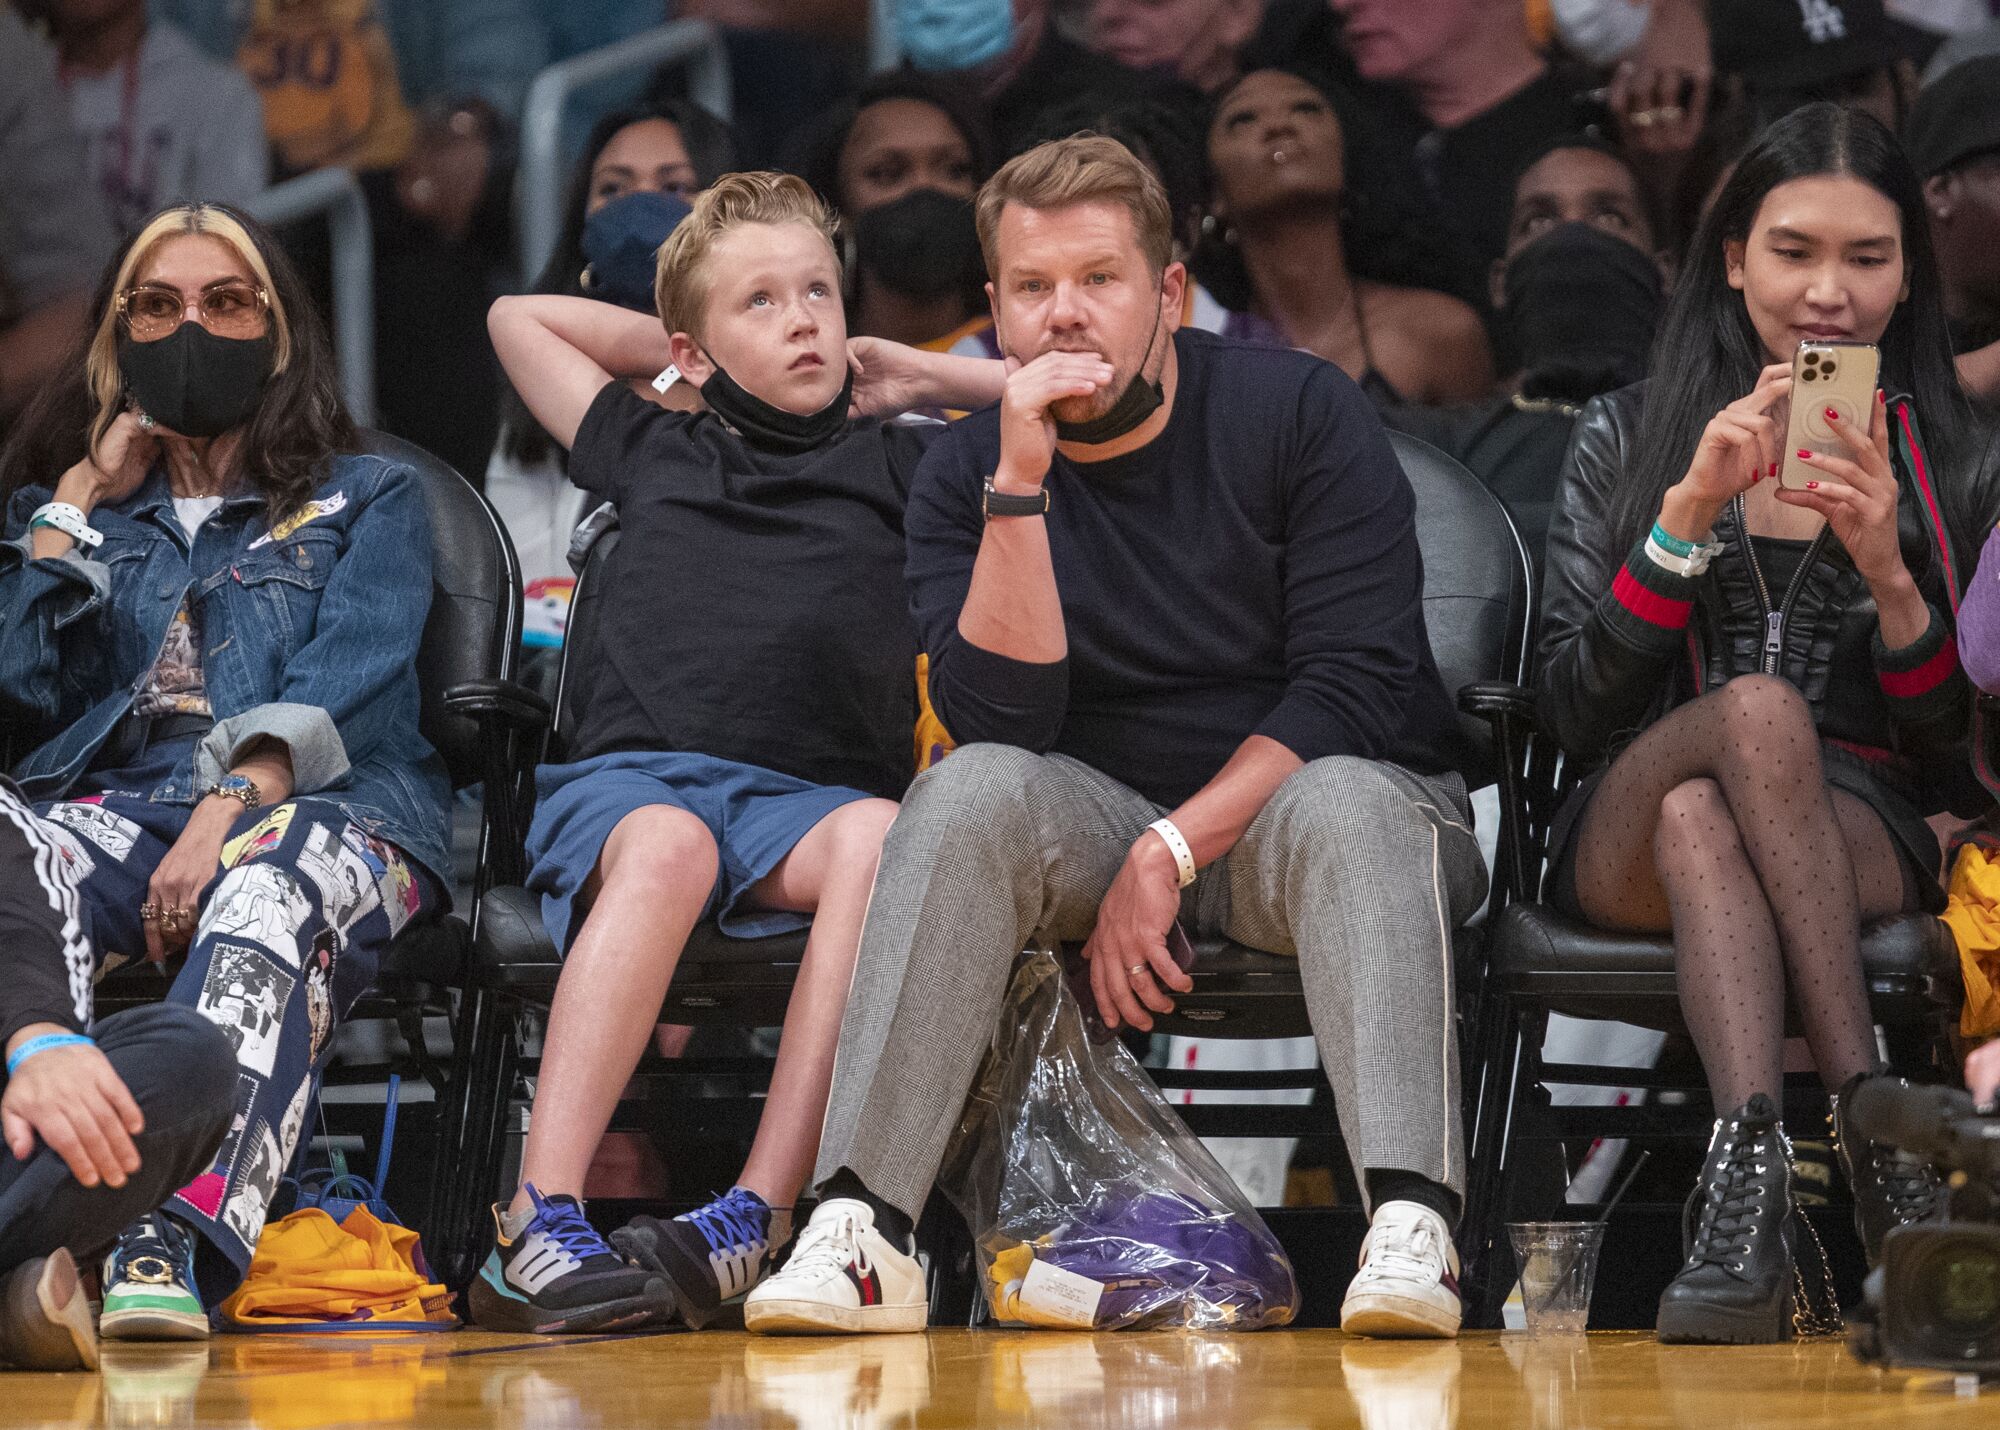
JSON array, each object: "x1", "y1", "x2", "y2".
[
  {"x1": 565, "y1": 380, "x2": 932, "y2": 801},
  {"x1": 905, "y1": 327, "x2": 1462, "y2": 808}
]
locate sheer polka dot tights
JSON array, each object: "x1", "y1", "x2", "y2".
[{"x1": 1571, "y1": 675, "x2": 1917, "y2": 1111}]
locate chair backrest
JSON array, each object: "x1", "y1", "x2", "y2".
[
  {"x1": 360, "y1": 431, "x2": 522, "y2": 790},
  {"x1": 1390, "y1": 429, "x2": 1535, "y2": 788},
  {"x1": 549, "y1": 525, "x2": 620, "y2": 759}
]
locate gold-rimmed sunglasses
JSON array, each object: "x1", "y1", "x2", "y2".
[{"x1": 116, "y1": 280, "x2": 271, "y2": 341}]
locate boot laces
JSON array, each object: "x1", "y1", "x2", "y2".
[
  {"x1": 1865, "y1": 1145, "x2": 1941, "y2": 1226},
  {"x1": 1689, "y1": 1123, "x2": 1778, "y2": 1275}
]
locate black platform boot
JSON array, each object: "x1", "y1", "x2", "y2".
[
  {"x1": 1831, "y1": 1070, "x2": 1944, "y2": 1268},
  {"x1": 1656, "y1": 1093, "x2": 1796, "y2": 1344}
]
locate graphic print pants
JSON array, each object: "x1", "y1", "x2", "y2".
[{"x1": 33, "y1": 789, "x2": 440, "y2": 1282}]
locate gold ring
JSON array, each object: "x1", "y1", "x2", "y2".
[
  {"x1": 1630, "y1": 108, "x2": 1659, "y2": 128},
  {"x1": 139, "y1": 902, "x2": 161, "y2": 921},
  {"x1": 1659, "y1": 104, "x2": 1685, "y2": 124}
]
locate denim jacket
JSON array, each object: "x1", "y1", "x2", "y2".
[{"x1": 0, "y1": 453, "x2": 452, "y2": 887}]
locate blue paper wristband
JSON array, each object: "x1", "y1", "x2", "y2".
[{"x1": 6, "y1": 1033, "x2": 94, "y2": 1077}]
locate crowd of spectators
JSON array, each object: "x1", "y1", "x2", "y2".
[{"x1": 6, "y1": 0, "x2": 2000, "y2": 1365}]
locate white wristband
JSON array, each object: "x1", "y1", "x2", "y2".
[
  {"x1": 28, "y1": 502, "x2": 101, "y2": 551},
  {"x1": 1643, "y1": 533, "x2": 1719, "y2": 579},
  {"x1": 1146, "y1": 817, "x2": 1197, "y2": 889}
]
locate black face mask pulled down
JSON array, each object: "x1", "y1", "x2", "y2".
[
  {"x1": 697, "y1": 354, "x2": 855, "y2": 455},
  {"x1": 854, "y1": 188, "x2": 984, "y2": 303},
  {"x1": 1501, "y1": 221, "x2": 1663, "y2": 405},
  {"x1": 118, "y1": 325, "x2": 275, "y2": 438},
  {"x1": 1050, "y1": 306, "x2": 1165, "y2": 446}
]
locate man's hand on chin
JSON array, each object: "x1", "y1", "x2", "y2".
[{"x1": 1084, "y1": 831, "x2": 1193, "y2": 1033}]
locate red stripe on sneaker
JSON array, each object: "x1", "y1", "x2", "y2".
[
  {"x1": 1612, "y1": 566, "x2": 1692, "y2": 629},
  {"x1": 844, "y1": 1264, "x2": 880, "y2": 1307},
  {"x1": 1880, "y1": 636, "x2": 1958, "y2": 699}
]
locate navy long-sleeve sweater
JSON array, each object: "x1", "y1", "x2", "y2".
[{"x1": 905, "y1": 328, "x2": 1461, "y2": 808}]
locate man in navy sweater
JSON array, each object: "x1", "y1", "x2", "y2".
[{"x1": 748, "y1": 136, "x2": 1486, "y2": 1338}]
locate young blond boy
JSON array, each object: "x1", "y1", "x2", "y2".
[{"x1": 476, "y1": 173, "x2": 997, "y2": 1332}]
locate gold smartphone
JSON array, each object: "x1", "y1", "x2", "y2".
[{"x1": 1780, "y1": 340, "x2": 1880, "y2": 491}]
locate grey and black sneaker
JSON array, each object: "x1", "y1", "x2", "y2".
[
  {"x1": 614, "y1": 1186, "x2": 773, "y2": 1329},
  {"x1": 0, "y1": 1249, "x2": 97, "y2": 1370},
  {"x1": 469, "y1": 1184, "x2": 676, "y2": 1334}
]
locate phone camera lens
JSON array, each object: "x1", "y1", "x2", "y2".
[
  {"x1": 1802, "y1": 369, "x2": 1817, "y2": 381},
  {"x1": 1823, "y1": 361, "x2": 1838, "y2": 377}
]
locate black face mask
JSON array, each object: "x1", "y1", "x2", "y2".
[
  {"x1": 853, "y1": 188, "x2": 984, "y2": 303},
  {"x1": 698, "y1": 353, "x2": 855, "y2": 455},
  {"x1": 118, "y1": 325, "x2": 274, "y2": 438},
  {"x1": 1501, "y1": 221, "x2": 1663, "y2": 404},
  {"x1": 1050, "y1": 305, "x2": 1165, "y2": 445}
]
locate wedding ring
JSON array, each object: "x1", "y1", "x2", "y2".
[
  {"x1": 135, "y1": 411, "x2": 156, "y2": 430},
  {"x1": 1129, "y1": 963, "x2": 1149, "y2": 979},
  {"x1": 1630, "y1": 108, "x2": 1659, "y2": 128},
  {"x1": 139, "y1": 902, "x2": 161, "y2": 922},
  {"x1": 1659, "y1": 104, "x2": 1685, "y2": 124}
]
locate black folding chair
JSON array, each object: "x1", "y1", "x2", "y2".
[
  {"x1": 1459, "y1": 621, "x2": 1967, "y2": 1326},
  {"x1": 92, "y1": 431, "x2": 532, "y2": 1268}
]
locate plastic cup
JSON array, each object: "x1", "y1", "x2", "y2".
[{"x1": 1508, "y1": 1221, "x2": 1605, "y2": 1337}]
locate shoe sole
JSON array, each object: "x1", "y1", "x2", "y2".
[
  {"x1": 99, "y1": 1304, "x2": 211, "y2": 1342},
  {"x1": 3, "y1": 1250, "x2": 99, "y2": 1371},
  {"x1": 468, "y1": 1274, "x2": 676, "y2": 1336},
  {"x1": 609, "y1": 1223, "x2": 738, "y2": 1331},
  {"x1": 743, "y1": 1297, "x2": 927, "y2": 1335},
  {"x1": 1656, "y1": 1299, "x2": 1790, "y2": 1345},
  {"x1": 1340, "y1": 1291, "x2": 1461, "y2": 1339}
]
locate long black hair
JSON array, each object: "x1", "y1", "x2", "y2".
[
  {"x1": 499, "y1": 99, "x2": 739, "y2": 469},
  {"x1": 1615, "y1": 102, "x2": 1978, "y2": 559},
  {"x1": 1195, "y1": 64, "x2": 1487, "y2": 313},
  {"x1": 1, "y1": 203, "x2": 353, "y2": 524}
]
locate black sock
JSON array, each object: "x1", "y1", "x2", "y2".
[
  {"x1": 819, "y1": 1168, "x2": 914, "y2": 1248},
  {"x1": 1366, "y1": 1169, "x2": 1461, "y2": 1229}
]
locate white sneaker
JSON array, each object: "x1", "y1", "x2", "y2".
[
  {"x1": 744, "y1": 1199, "x2": 928, "y2": 1335},
  {"x1": 1340, "y1": 1200, "x2": 1463, "y2": 1338}
]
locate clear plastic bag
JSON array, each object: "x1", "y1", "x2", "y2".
[{"x1": 938, "y1": 949, "x2": 1300, "y2": 1331}]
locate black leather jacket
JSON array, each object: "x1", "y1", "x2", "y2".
[{"x1": 1538, "y1": 382, "x2": 1998, "y2": 812}]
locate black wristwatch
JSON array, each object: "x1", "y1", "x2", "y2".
[{"x1": 983, "y1": 478, "x2": 1049, "y2": 519}]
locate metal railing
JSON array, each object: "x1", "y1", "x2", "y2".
[
  {"x1": 870, "y1": 0, "x2": 901, "y2": 72},
  {"x1": 516, "y1": 20, "x2": 733, "y2": 284},
  {"x1": 245, "y1": 168, "x2": 374, "y2": 425}
]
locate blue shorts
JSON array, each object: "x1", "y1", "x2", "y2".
[{"x1": 524, "y1": 751, "x2": 874, "y2": 951}]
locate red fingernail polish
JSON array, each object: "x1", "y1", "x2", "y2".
[
  {"x1": 1826, "y1": 407, "x2": 1839, "y2": 421},
  {"x1": 1806, "y1": 481, "x2": 1819, "y2": 490},
  {"x1": 1769, "y1": 462, "x2": 1779, "y2": 477},
  {"x1": 1798, "y1": 449, "x2": 1813, "y2": 459}
]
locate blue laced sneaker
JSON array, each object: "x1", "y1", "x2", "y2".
[
  {"x1": 613, "y1": 1187, "x2": 773, "y2": 1329},
  {"x1": 469, "y1": 1184, "x2": 675, "y2": 1334},
  {"x1": 101, "y1": 1214, "x2": 208, "y2": 1341}
]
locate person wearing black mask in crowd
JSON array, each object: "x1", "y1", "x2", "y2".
[
  {"x1": 488, "y1": 100, "x2": 736, "y2": 666},
  {"x1": 1902, "y1": 56, "x2": 2000, "y2": 405},
  {"x1": 793, "y1": 72, "x2": 993, "y2": 356},
  {"x1": 1390, "y1": 137, "x2": 1668, "y2": 561}
]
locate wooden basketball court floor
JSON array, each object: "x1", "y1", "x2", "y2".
[{"x1": 10, "y1": 1329, "x2": 1995, "y2": 1429}]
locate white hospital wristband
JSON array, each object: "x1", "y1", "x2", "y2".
[{"x1": 1146, "y1": 817, "x2": 1198, "y2": 889}]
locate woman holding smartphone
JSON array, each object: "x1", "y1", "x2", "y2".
[{"x1": 1538, "y1": 102, "x2": 1997, "y2": 1344}]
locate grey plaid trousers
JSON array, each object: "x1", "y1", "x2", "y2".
[{"x1": 813, "y1": 743, "x2": 1489, "y2": 1220}]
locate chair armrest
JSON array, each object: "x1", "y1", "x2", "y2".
[
  {"x1": 1456, "y1": 680, "x2": 1537, "y2": 723},
  {"x1": 444, "y1": 678, "x2": 552, "y2": 734},
  {"x1": 1457, "y1": 680, "x2": 1542, "y2": 910}
]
